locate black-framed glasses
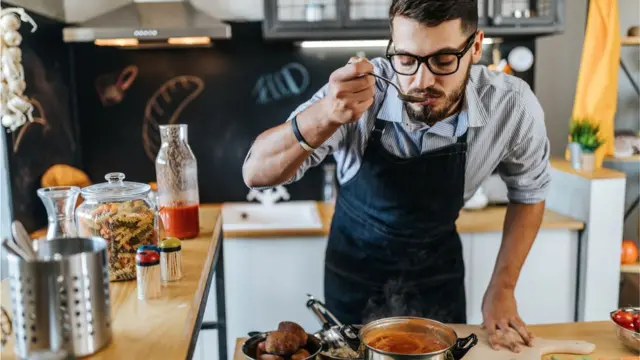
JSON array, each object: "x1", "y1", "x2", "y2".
[{"x1": 386, "y1": 31, "x2": 478, "y2": 76}]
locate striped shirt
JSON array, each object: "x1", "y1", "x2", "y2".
[{"x1": 254, "y1": 57, "x2": 551, "y2": 204}]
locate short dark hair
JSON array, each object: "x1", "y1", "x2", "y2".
[{"x1": 389, "y1": 0, "x2": 478, "y2": 35}]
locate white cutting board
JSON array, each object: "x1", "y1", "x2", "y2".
[{"x1": 449, "y1": 325, "x2": 596, "y2": 360}]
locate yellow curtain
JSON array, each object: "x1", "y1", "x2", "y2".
[{"x1": 571, "y1": 0, "x2": 621, "y2": 167}]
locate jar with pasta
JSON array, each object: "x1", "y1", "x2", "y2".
[{"x1": 76, "y1": 172, "x2": 158, "y2": 281}]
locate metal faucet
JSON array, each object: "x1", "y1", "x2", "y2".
[{"x1": 246, "y1": 185, "x2": 290, "y2": 206}]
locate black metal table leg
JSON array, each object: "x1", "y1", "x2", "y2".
[{"x1": 215, "y1": 233, "x2": 228, "y2": 360}]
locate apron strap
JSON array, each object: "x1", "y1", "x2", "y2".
[
  {"x1": 371, "y1": 119, "x2": 386, "y2": 143},
  {"x1": 456, "y1": 129, "x2": 469, "y2": 144}
]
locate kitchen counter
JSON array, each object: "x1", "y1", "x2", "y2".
[
  {"x1": 0, "y1": 205, "x2": 224, "y2": 360},
  {"x1": 223, "y1": 202, "x2": 584, "y2": 238},
  {"x1": 232, "y1": 321, "x2": 636, "y2": 360}
]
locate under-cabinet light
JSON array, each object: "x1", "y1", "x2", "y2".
[
  {"x1": 299, "y1": 38, "x2": 499, "y2": 49},
  {"x1": 94, "y1": 38, "x2": 139, "y2": 47},
  {"x1": 299, "y1": 40, "x2": 389, "y2": 48},
  {"x1": 167, "y1": 36, "x2": 211, "y2": 46}
]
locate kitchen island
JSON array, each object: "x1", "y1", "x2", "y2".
[
  {"x1": 0, "y1": 205, "x2": 226, "y2": 360},
  {"x1": 232, "y1": 321, "x2": 637, "y2": 360}
]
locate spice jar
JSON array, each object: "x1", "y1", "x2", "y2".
[
  {"x1": 159, "y1": 237, "x2": 182, "y2": 282},
  {"x1": 155, "y1": 124, "x2": 200, "y2": 240},
  {"x1": 136, "y1": 250, "x2": 161, "y2": 300},
  {"x1": 76, "y1": 172, "x2": 158, "y2": 282}
]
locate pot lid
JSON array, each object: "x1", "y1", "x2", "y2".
[{"x1": 81, "y1": 172, "x2": 150, "y2": 201}]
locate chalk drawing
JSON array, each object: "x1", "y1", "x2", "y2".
[
  {"x1": 252, "y1": 62, "x2": 310, "y2": 105},
  {"x1": 142, "y1": 75, "x2": 205, "y2": 162}
]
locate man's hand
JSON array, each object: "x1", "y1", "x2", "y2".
[
  {"x1": 481, "y1": 285, "x2": 534, "y2": 353},
  {"x1": 323, "y1": 57, "x2": 375, "y2": 125}
]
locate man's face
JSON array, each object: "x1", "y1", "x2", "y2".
[{"x1": 390, "y1": 17, "x2": 483, "y2": 125}]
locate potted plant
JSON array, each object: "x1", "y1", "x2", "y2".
[{"x1": 569, "y1": 117, "x2": 605, "y2": 172}]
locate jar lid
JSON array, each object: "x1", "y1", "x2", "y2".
[
  {"x1": 137, "y1": 244, "x2": 160, "y2": 254},
  {"x1": 160, "y1": 237, "x2": 182, "y2": 252},
  {"x1": 81, "y1": 172, "x2": 150, "y2": 201},
  {"x1": 136, "y1": 250, "x2": 160, "y2": 266}
]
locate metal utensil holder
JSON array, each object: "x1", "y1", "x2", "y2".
[{"x1": 7, "y1": 237, "x2": 112, "y2": 359}]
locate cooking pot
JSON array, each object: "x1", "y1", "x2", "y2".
[
  {"x1": 241, "y1": 331, "x2": 323, "y2": 360},
  {"x1": 358, "y1": 317, "x2": 477, "y2": 360}
]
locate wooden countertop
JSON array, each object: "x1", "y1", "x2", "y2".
[
  {"x1": 551, "y1": 157, "x2": 626, "y2": 180},
  {"x1": 223, "y1": 202, "x2": 584, "y2": 238},
  {"x1": 0, "y1": 205, "x2": 222, "y2": 360},
  {"x1": 233, "y1": 321, "x2": 635, "y2": 360}
]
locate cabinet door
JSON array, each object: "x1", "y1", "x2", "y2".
[
  {"x1": 343, "y1": 0, "x2": 391, "y2": 29},
  {"x1": 491, "y1": 0, "x2": 557, "y2": 26},
  {"x1": 264, "y1": 0, "x2": 342, "y2": 38}
]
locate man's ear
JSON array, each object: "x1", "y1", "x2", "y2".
[{"x1": 471, "y1": 30, "x2": 484, "y2": 64}]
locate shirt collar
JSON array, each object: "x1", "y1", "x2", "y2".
[{"x1": 376, "y1": 73, "x2": 490, "y2": 130}]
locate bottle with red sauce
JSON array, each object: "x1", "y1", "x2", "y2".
[{"x1": 155, "y1": 124, "x2": 200, "y2": 239}]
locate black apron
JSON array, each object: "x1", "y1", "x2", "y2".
[{"x1": 324, "y1": 116, "x2": 468, "y2": 326}]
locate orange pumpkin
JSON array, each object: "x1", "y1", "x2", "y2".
[{"x1": 621, "y1": 240, "x2": 639, "y2": 265}]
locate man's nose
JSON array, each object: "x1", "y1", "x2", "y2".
[{"x1": 413, "y1": 63, "x2": 436, "y2": 89}]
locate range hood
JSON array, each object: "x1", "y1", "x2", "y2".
[{"x1": 62, "y1": 0, "x2": 231, "y2": 48}]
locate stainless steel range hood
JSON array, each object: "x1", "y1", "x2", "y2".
[{"x1": 62, "y1": 0, "x2": 231, "y2": 48}]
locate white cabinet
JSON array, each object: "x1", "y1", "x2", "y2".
[
  {"x1": 221, "y1": 236, "x2": 328, "y2": 360},
  {"x1": 461, "y1": 230, "x2": 579, "y2": 325}
]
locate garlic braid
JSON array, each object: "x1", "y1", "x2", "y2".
[{"x1": 0, "y1": 7, "x2": 37, "y2": 132}]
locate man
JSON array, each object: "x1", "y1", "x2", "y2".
[{"x1": 243, "y1": 0, "x2": 550, "y2": 353}]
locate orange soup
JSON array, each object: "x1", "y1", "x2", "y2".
[{"x1": 367, "y1": 331, "x2": 448, "y2": 354}]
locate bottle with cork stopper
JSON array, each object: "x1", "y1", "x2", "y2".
[
  {"x1": 136, "y1": 249, "x2": 161, "y2": 300},
  {"x1": 159, "y1": 237, "x2": 182, "y2": 281}
]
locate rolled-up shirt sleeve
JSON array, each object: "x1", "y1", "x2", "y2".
[
  {"x1": 243, "y1": 83, "x2": 346, "y2": 188},
  {"x1": 497, "y1": 87, "x2": 551, "y2": 204}
]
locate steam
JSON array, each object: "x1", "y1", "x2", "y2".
[{"x1": 361, "y1": 277, "x2": 462, "y2": 324}]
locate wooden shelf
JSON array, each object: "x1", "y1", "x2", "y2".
[
  {"x1": 604, "y1": 155, "x2": 640, "y2": 163},
  {"x1": 621, "y1": 263, "x2": 640, "y2": 274},
  {"x1": 622, "y1": 36, "x2": 640, "y2": 46}
]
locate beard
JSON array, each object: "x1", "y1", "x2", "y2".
[{"x1": 404, "y1": 63, "x2": 472, "y2": 126}]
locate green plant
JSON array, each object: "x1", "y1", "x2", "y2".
[{"x1": 569, "y1": 117, "x2": 605, "y2": 153}]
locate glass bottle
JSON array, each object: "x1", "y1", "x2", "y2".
[
  {"x1": 155, "y1": 124, "x2": 200, "y2": 239},
  {"x1": 36, "y1": 186, "x2": 80, "y2": 240},
  {"x1": 322, "y1": 163, "x2": 337, "y2": 203}
]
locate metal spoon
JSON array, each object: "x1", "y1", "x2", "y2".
[{"x1": 367, "y1": 72, "x2": 429, "y2": 103}]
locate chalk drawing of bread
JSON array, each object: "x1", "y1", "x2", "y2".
[
  {"x1": 142, "y1": 75, "x2": 205, "y2": 162},
  {"x1": 12, "y1": 97, "x2": 49, "y2": 153}
]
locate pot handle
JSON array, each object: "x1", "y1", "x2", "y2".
[
  {"x1": 247, "y1": 331, "x2": 262, "y2": 337},
  {"x1": 450, "y1": 334, "x2": 478, "y2": 360}
]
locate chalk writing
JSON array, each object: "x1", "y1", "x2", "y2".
[{"x1": 252, "y1": 62, "x2": 310, "y2": 105}]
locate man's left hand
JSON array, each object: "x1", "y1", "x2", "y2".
[{"x1": 481, "y1": 285, "x2": 534, "y2": 352}]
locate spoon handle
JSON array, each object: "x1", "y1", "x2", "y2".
[
  {"x1": 367, "y1": 72, "x2": 402, "y2": 93},
  {"x1": 11, "y1": 221, "x2": 37, "y2": 259},
  {"x1": 2, "y1": 237, "x2": 33, "y2": 261}
]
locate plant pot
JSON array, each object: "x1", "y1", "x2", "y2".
[{"x1": 581, "y1": 152, "x2": 596, "y2": 172}]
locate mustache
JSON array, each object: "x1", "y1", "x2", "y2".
[{"x1": 407, "y1": 87, "x2": 445, "y2": 98}]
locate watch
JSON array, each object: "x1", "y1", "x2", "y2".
[{"x1": 291, "y1": 115, "x2": 316, "y2": 152}]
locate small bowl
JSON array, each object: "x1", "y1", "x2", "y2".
[
  {"x1": 610, "y1": 308, "x2": 640, "y2": 353},
  {"x1": 242, "y1": 331, "x2": 323, "y2": 360}
]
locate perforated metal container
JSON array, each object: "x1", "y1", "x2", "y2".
[{"x1": 7, "y1": 237, "x2": 112, "y2": 358}]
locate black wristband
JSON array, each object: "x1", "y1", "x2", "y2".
[{"x1": 291, "y1": 115, "x2": 316, "y2": 151}]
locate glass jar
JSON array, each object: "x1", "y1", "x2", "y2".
[
  {"x1": 155, "y1": 124, "x2": 200, "y2": 239},
  {"x1": 76, "y1": 172, "x2": 158, "y2": 282}
]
